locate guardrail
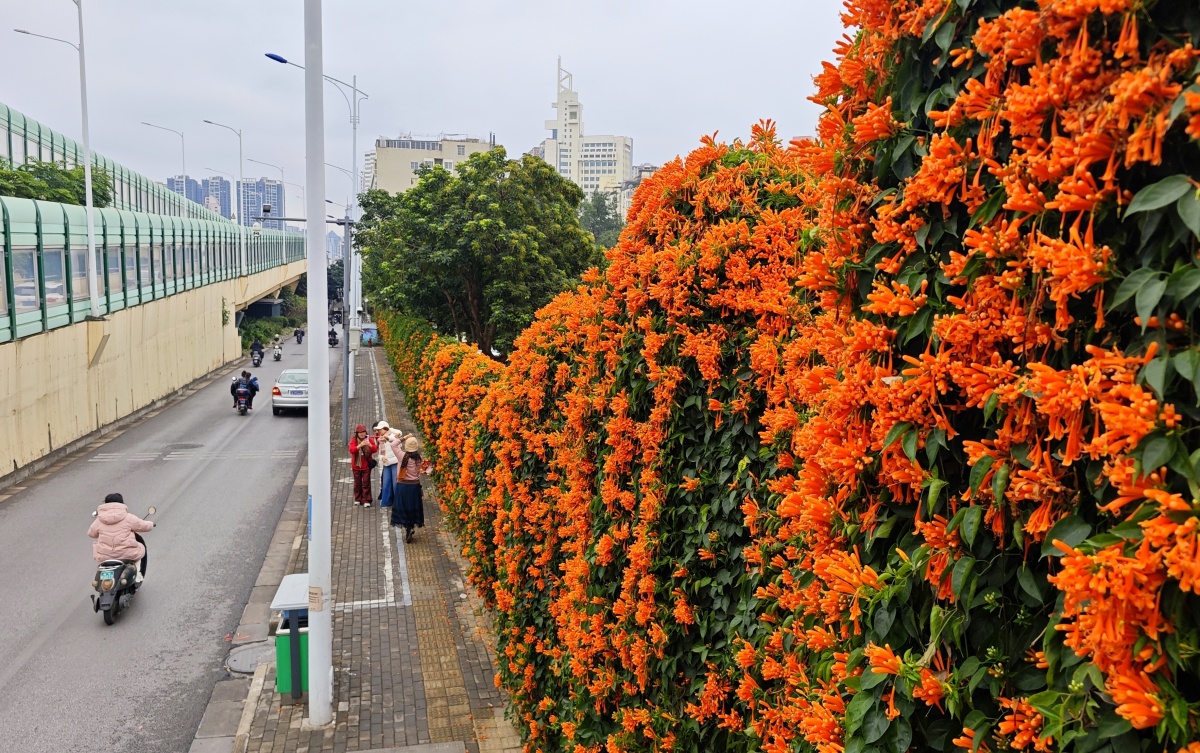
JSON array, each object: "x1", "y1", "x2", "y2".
[{"x1": 1, "y1": 196, "x2": 305, "y2": 343}]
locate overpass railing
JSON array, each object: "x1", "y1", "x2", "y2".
[{"x1": 1, "y1": 196, "x2": 305, "y2": 343}]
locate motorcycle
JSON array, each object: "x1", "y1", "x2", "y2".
[
  {"x1": 273, "y1": 345, "x2": 283, "y2": 362},
  {"x1": 251, "y1": 349, "x2": 264, "y2": 367},
  {"x1": 329, "y1": 333, "x2": 338, "y2": 348},
  {"x1": 235, "y1": 383, "x2": 251, "y2": 415},
  {"x1": 91, "y1": 506, "x2": 156, "y2": 625},
  {"x1": 295, "y1": 332, "x2": 304, "y2": 344}
]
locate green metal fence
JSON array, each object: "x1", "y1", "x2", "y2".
[
  {"x1": 1, "y1": 103, "x2": 231, "y2": 220},
  {"x1": 0, "y1": 102, "x2": 306, "y2": 344},
  {"x1": 0, "y1": 197, "x2": 305, "y2": 343}
]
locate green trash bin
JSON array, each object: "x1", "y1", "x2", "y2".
[{"x1": 274, "y1": 611, "x2": 309, "y2": 694}]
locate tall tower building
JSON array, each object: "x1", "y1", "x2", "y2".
[
  {"x1": 201, "y1": 176, "x2": 233, "y2": 220},
  {"x1": 167, "y1": 175, "x2": 205, "y2": 206},
  {"x1": 237, "y1": 178, "x2": 286, "y2": 230},
  {"x1": 539, "y1": 58, "x2": 633, "y2": 195}
]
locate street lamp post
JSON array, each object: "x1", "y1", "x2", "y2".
[
  {"x1": 142, "y1": 122, "x2": 185, "y2": 182},
  {"x1": 203, "y1": 119, "x2": 246, "y2": 275},
  {"x1": 14, "y1": 0, "x2": 101, "y2": 319},
  {"x1": 265, "y1": 53, "x2": 368, "y2": 406},
  {"x1": 301, "y1": 0, "x2": 333, "y2": 726}
]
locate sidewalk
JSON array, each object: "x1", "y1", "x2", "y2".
[{"x1": 233, "y1": 347, "x2": 521, "y2": 753}]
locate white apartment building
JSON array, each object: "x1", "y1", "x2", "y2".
[
  {"x1": 360, "y1": 151, "x2": 377, "y2": 193},
  {"x1": 369, "y1": 134, "x2": 495, "y2": 194},
  {"x1": 539, "y1": 59, "x2": 633, "y2": 195},
  {"x1": 617, "y1": 163, "x2": 660, "y2": 219}
]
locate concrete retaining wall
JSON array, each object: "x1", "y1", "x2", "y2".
[{"x1": 0, "y1": 281, "x2": 242, "y2": 477}]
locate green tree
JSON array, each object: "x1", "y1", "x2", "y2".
[
  {"x1": 577, "y1": 188, "x2": 623, "y2": 248},
  {"x1": 357, "y1": 148, "x2": 602, "y2": 358},
  {"x1": 327, "y1": 259, "x2": 344, "y2": 301},
  {"x1": 0, "y1": 159, "x2": 112, "y2": 207}
]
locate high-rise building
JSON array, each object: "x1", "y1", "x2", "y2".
[
  {"x1": 327, "y1": 230, "x2": 343, "y2": 261},
  {"x1": 237, "y1": 178, "x2": 286, "y2": 230},
  {"x1": 617, "y1": 163, "x2": 659, "y2": 219},
  {"x1": 368, "y1": 133, "x2": 496, "y2": 193},
  {"x1": 201, "y1": 176, "x2": 233, "y2": 220},
  {"x1": 167, "y1": 175, "x2": 205, "y2": 206},
  {"x1": 539, "y1": 59, "x2": 633, "y2": 195},
  {"x1": 360, "y1": 151, "x2": 376, "y2": 193}
]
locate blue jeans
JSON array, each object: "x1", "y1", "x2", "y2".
[{"x1": 380, "y1": 464, "x2": 397, "y2": 508}]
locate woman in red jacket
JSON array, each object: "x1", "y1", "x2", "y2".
[{"x1": 348, "y1": 424, "x2": 378, "y2": 506}]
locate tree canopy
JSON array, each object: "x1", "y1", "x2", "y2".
[
  {"x1": 357, "y1": 147, "x2": 602, "y2": 358},
  {"x1": 577, "y1": 188, "x2": 624, "y2": 248},
  {"x1": 0, "y1": 159, "x2": 113, "y2": 207}
]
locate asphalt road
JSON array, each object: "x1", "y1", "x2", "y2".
[{"x1": 0, "y1": 337, "x2": 327, "y2": 753}]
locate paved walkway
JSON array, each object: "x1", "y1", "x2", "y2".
[{"x1": 237, "y1": 346, "x2": 521, "y2": 753}]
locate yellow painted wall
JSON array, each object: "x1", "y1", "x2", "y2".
[{"x1": 0, "y1": 260, "x2": 306, "y2": 476}]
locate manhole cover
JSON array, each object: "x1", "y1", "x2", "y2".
[
  {"x1": 165, "y1": 443, "x2": 203, "y2": 450},
  {"x1": 227, "y1": 642, "x2": 275, "y2": 674}
]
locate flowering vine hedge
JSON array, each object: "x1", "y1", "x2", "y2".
[{"x1": 376, "y1": 1, "x2": 1200, "y2": 751}]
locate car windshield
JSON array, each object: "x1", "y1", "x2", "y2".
[{"x1": 277, "y1": 372, "x2": 308, "y2": 385}]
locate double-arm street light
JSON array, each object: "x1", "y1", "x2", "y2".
[
  {"x1": 203, "y1": 119, "x2": 246, "y2": 274},
  {"x1": 142, "y1": 122, "x2": 185, "y2": 180},
  {"x1": 14, "y1": 0, "x2": 101, "y2": 318},
  {"x1": 265, "y1": 53, "x2": 369, "y2": 426}
]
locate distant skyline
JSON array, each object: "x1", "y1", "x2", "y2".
[{"x1": 2, "y1": 1, "x2": 844, "y2": 211}]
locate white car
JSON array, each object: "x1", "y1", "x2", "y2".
[{"x1": 271, "y1": 369, "x2": 309, "y2": 415}]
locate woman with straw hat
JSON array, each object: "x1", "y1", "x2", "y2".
[{"x1": 388, "y1": 434, "x2": 426, "y2": 542}]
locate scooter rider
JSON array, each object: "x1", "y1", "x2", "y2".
[
  {"x1": 250, "y1": 338, "x2": 265, "y2": 358},
  {"x1": 88, "y1": 493, "x2": 154, "y2": 582},
  {"x1": 230, "y1": 370, "x2": 260, "y2": 410}
]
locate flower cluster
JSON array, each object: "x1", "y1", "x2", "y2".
[{"x1": 376, "y1": 0, "x2": 1200, "y2": 751}]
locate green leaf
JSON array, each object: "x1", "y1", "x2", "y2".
[
  {"x1": 1178, "y1": 190, "x2": 1200, "y2": 239},
  {"x1": 969, "y1": 455, "x2": 996, "y2": 496},
  {"x1": 960, "y1": 505, "x2": 984, "y2": 547},
  {"x1": 991, "y1": 463, "x2": 1010, "y2": 503},
  {"x1": 926, "y1": 477, "x2": 948, "y2": 515},
  {"x1": 888, "y1": 717, "x2": 912, "y2": 753},
  {"x1": 982, "y1": 392, "x2": 1000, "y2": 423},
  {"x1": 846, "y1": 691, "x2": 873, "y2": 734},
  {"x1": 1140, "y1": 434, "x2": 1174, "y2": 473},
  {"x1": 1097, "y1": 714, "x2": 1133, "y2": 738},
  {"x1": 951, "y1": 556, "x2": 975, "y2": 597},
  {"x1": 1140, "y1": 356, "x2": 1168, "y2": 398},
  {"x1": 1017, "y1": 565, "x2": 1042, "y2": 600},
  {"x1": 1174, "y1": 349, "x2": 1200, "y2": 382},
  {"x1": 1125, "y1": 175, "x2": 1192, "y2": 217},
  {"x1": 1135, "y1": 276, "x2": 1167, "y2": 329},
  {"x1": 884, "y1": 422, "x2": 911, "y2": 450},
  {"x1": 862, "y1": 706, "x2": 890, "y2": 744},
  {"x1": 874, "y1": 605, "x2": 896, "y2": 639},
  {"x1": 1042, "y1": 514, "x2": 1091, "y2": 558},
  {"x1": 1167, "y1": 267, "x2": 1200, "y2": 303},
  {"x1": 901, "y1": 428, "x2": 919, "y2": 462},
  {"x1": 1111, "y1": 268, "x2": 1158, "y2": 308}
]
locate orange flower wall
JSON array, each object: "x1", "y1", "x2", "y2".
[{"x1": 376, "y1": 1, "x2": 1200, "y2": 751}]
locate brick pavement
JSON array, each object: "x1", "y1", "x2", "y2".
[{"x1": 239, "y1": 346, "x2": 522, "y2": 753}]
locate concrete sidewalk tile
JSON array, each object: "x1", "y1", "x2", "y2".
[
  {"x1": 196, "y1": 700, "x2": 246, "y2": 738},
  {"x1": 188, "y1": 736, "x2": 234, "y2": 753},
  {"x1": 210, "y1": 677, "x2": 252, "y2": 703}
]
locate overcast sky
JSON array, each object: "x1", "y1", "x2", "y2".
[{"x1": 3, "y1": 0, "x2": 844, "y2": 213}]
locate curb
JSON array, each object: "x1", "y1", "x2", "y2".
[{"x1": 188, "y1": 461, "x2": 309, "y2": 753}]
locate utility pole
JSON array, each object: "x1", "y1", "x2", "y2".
[{"x1": 303, "y1": 0, "x2": 333, "y2": 727}]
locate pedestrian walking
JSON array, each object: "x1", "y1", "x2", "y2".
[
  {"x1": 388, "y1": 435, "x2": 426, "y2": 543},
  {"x1": 348, "y1": 424, "x2": 377, "y2": 506},
  {"x1": 374, "y1": 421, "x2": 400, "y2": 509}
]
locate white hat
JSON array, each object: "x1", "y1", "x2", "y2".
[{"x1": 374, "y1": 421, "x2": 391, "y2": 432}]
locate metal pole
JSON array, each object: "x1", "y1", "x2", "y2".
[
  {"x1": 238, "y1": 134, "x2": 246, "y2": 274},
  {"x1": 346, "y1": 75, "x2": 358, "y2": 401},
  {"x1": 304, "y1": 0, "x2": 333, "y2": 727},
  {"x1": 75, "y1": 0, "x2": 100, "y2": 318},
  {"x1": 341, "y1": 211, "x2": 351, "y2": 445}
]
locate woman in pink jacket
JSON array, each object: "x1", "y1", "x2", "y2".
[{"x1": 88, "y1": 493, "x2": 155, "y2": 572}]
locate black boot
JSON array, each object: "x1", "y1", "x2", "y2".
[{"x1": 405, "y1": 527, "x2": 414, "y2": 543}]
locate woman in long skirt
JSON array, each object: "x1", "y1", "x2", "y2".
[{"x1": 389, "y1": 435, "x2": 426, "y2": 542}]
